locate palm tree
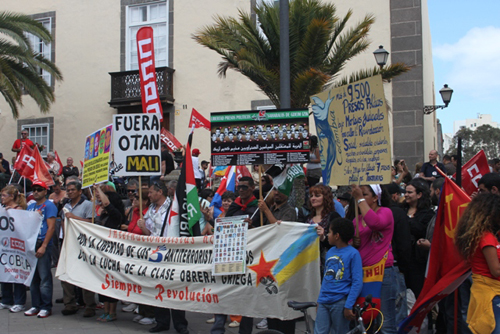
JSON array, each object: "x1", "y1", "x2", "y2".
[
  {"x1": 193, "y1": 0, "x2": 409, "y2": 108},
  {"x1": 0, "y1": 11, "x2": 63, "y2": 118}
]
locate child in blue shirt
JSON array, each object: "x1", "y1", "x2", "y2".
[{"x1": 314, "y1": 217, "x2": 363, "y2": 334}]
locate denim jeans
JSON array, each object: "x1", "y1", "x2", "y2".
[
  {"x1": 1, "y1": 283, "x2": 26, "y2": 305},
  {"x1": 314, "y1": 298, "x2": 349, "y2": 334},
  {"x1": 380, "y1": 266, "x2": 398, "y2": 334},
  {"x1": 394, "y1": 267, "x2": 408, "y2": 330},
  {"x1": 30, "y1": 243, "x2": 53, "y2": 311},
  {"x1": 211, "y1": 314, "x2": 253, "y2": 334},
  {"x1": 492, "y1": 295, "x2": 500, "y2": 334}
]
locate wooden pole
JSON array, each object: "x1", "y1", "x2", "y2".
[
  {"x1": 259, "y1": 165, "x2": 263, "y2": 226},
  {"x1": 91, "y1": 187, "x2": 96, "y2": 224},
  {"x1": 139, "y1": 178, "x2": 143, "y2": 219}
]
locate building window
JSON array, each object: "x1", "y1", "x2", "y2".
[
  {"x1": 23, "y1": 124, "x2": 50, "y2": 157},
  {"x1": 26, "y1": 17, "x2": 53, "y2": 86},
  {"x1": 126, "y1": 1, "x2": 168, "y2": 70}
]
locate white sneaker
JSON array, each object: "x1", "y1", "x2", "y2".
[
  {"x1": 132, "y1": 315, "x2": 144, "y2": 323},
  {"x1": 206, "y1": 317, "x2": 215, "y2": 324},
  {"x1": 256, "y1": 318, "x2": 268, "y2": 329},
  {"x1": 229, "y1": 320, "x2": 240, "y2": 328},
  {"x1": 0, "y1": 303, "x2": 13, "y2": 310},
  {"x1": 134, "y1": 306, "x2": 139, "y2": 314},
  {"x1": 37, "y1": 309, "x2": 52, "y2": 318},
  {"x1": 121, "y1": 303, "x2": 137, "y2": 313},
  {"x1": 138, "y1": 317, "x2": 156, "y2": 325},
  {"x1": 24, "y1": 307, "x2": 40, "y2": 316},
  {"x1": 9, "y1": 305, "x2": 25, "y2": 313}
]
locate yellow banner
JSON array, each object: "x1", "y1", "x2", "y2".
[
  {"x1": 82, "y1": 125, "x2": 112, "y2": 188},
  {"x1": 310, "y1": 75, "x2": 392, "y2": 186}
]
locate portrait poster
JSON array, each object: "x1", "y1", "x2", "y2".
[
  {"x1": 113, "y1": 114, "x2": 161, "y2": 177},
  {"x1": 310, "y1": 75, "x2": 392, "y2": 186},
  {"x1": 212, "y1": 215, "x2": 248, "y2": 276},
  {"x1": 210, "y1": 109, "x2": 310, "y2": 166},
  {"x1": 82, "y1": 124, "x2": 112, "y2": 188}
]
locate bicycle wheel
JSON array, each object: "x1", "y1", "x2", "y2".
[{"x1": 255, "y1": 330, "x2": 284, "y2": 334}]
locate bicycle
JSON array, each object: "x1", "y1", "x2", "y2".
[{"x1": 256, "y1": 295, "x2": 379, "y2": 334}]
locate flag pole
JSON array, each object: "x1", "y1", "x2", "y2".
[
  {"x1": 139, "y1": 178, "x2": 143, "y2": 219},
  {"x1": 453, "y1": 137, "x2": 463, "y2": 334},
  {"x1": 250, "y1": 186, "x2": 273, "y2": 220},
  {"x1": 92, "y1": 187, "x2": 96, "y2": 224},
  {"x1": 259, "y1": 165, "x2": 263, "y2": 226},
  {"x1": 8, "y1": 172, "x2": 15, "y2": 185}
]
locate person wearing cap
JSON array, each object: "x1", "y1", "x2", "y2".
[
  {"x1": 383, "y1": 182, "x2": 412, "y2": 327},
  {"x1": 337, "y1": 193, "x2": 351, "y2": 211},
  {"x1": 192, "y1": 148, "x2": 203, "y2": 191},
  {"x1": 25, "y1": 180, "x2": 57, "y2": 318}
]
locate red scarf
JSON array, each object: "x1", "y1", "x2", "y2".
[{"x1": 234, "y1": 195, "x2": 257, "y2": 212}]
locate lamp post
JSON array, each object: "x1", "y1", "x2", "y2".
[
  {"x1": 423, "y1": 84, "x2": 454, "y2": 114},
  {"x1": 373, "y1": 45, "x2": 389, "y2": 68}
]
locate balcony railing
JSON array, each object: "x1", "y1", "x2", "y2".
[{"x1": 109, "y1": 66, "x2": 174, "y2": 108}]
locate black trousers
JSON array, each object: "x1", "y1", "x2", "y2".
[{"x1": 154, "y1": 307, "x2": 188, "y2": 331}]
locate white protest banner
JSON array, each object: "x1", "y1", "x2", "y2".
[
  {"x1": 0, "y1": 207, "x2": 42, "y2": 286},
  {"x1": 113, "y1": 114, "x2": 161, "y2": 176},
  {"x1": 56, "y1": 219, "x2": 320, "y2": 320}
]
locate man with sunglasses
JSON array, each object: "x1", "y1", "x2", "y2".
[
  {"x1": 211, "y1": 176, "x2": 258, "y2": 334},
  {"x1": 59, "y1": 181, "x2": 96, "y2": 317},
  {"x1": 25, "y1": 180, "x2": 57, "y2": 318},
  {"x1": 12, "y1": 129, "x2": 35, "y2": 157}
]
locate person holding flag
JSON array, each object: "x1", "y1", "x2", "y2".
[{"x1": 455, "y1": 193, "x2": 500, "y2": 334}]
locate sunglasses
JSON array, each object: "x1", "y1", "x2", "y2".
[
  {"x1": 127, "y1": 189, "x2": 137, "y2": 193},
  {"x1": 236, "y1": 185, "x2": 249, "y2": 190},
  {"x1": 32, "y1": 188, "x2": 46, "y2": 192}
]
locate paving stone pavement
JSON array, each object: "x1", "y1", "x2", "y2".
[{"x1": 0, "y1": 269, "x2": 307, "y2": 333}]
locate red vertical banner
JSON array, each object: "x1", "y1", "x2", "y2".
[{"x1": 136, "y1": 27, "x2": 163, "y2": 122}]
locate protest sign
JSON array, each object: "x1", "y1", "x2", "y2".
[
  {"x1": 113, "y1": 114, "x2": 161, "y2": 176},
  {"x1": 210, "y1": 109, "x2": 310, "y2": 166},
  {"x1": 0, "y1": 207, "x2": 42, "y2": 286},
  {"x1": 213, "y1": 216, "x2": 248, "y2": 276},
  {"x1": 310, "y1": 75, "x2": 392, "y2": 185},
  {"x1": 56, "y1": 219, "x2": 320, "y2": 320},
  {"x1": 82, "y1": 124, "x2": 112, "y2": 188}
]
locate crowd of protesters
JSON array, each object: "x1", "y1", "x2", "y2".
[{"x1": 2, "y1": 129, "x2": 500, "y2": 334}]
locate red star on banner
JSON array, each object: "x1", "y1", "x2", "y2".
[{"x1": 248, "y1": 251, "x2": 278, "y2": 286}]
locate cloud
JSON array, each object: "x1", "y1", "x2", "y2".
[{"x1": 433, "y1": 26, "x2": 500, "y2": 100}]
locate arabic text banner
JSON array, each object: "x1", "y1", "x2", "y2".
[
  {"x1": 310, "y1": 75, "x2": 392, "y2": 186},
  {"x1": 210, "y1": 109, "x2": 310, "y2": 166},
  {"x1": 56, "y1": 220, "x2": 320, "y2": 320},
  {"x1": 0, "y1": 207, "x2": 42, "y2": 286}
]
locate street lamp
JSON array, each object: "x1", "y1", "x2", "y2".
[
  {"x1": 373, "y1": 45, "x2": 389, "y2": 68},
  {"x1": 423, "y1": 84, "x2": 454, "y2": 114}
]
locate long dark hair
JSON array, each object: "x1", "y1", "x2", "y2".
[
  {"x1": 310, "y1": 135, "x2": 318, "y2": 151},
  {"x1": 403, "y1": 179, "x2": 431, "y2": 212}
]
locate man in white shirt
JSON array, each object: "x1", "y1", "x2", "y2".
[
  {"x1": 138, "y1": 181, "x2": 188, "y2": 334},
  {"x1": 192, "y1": 148, "x2": 203, "y2": 191}
]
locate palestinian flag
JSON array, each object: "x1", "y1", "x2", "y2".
[{"x1": 166, "y1": 130, "x2": 202, "y2": 237}]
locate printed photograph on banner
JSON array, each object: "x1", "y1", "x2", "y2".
[
  {"x1": 210, "y1": 109, "x2": 310, "y2": 166},
  {"x1": 310, "y1": 75, "x2": 392, "y2": 186},
  {"x1": 0, "y1": 208, "x2": 43, "y2": 286},
  {"x1": 212, "y1": 215, "x2": 248, "y2": 276},
  {"x1": 113, "y1": 114, "x2": 161, "y2": 177},
  {"x1": 82, "y1": 124, "x2": 112, "y2": 188},
  {"x1": 56, "y1": 218, "x2": 320, "y2": 320}
]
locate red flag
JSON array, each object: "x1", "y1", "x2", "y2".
[
  {"x1": 398, "y1": 176, "x2": 471, "y2": 333},
  {"x1": 13, "y1": 144, "x2": 34, "y2": 173},
  {"x1": 136, "y1": 27, "x2": 163, "y2": 122},
  {"x1": 235, "y1": 166, "x2": 252, "y2": 184},
  {"x1": 452, "y1": 150, "x2": 490, "y2": 196},
  {"x1": 54, "y1": 151, "x2": 63, "y2": 176},
  {"x1": 160, "y1": 127, "x2": 182, "y2": 152},
  {"x1": 188, "y1": 108, "x2": 210, "y2": 130}
]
